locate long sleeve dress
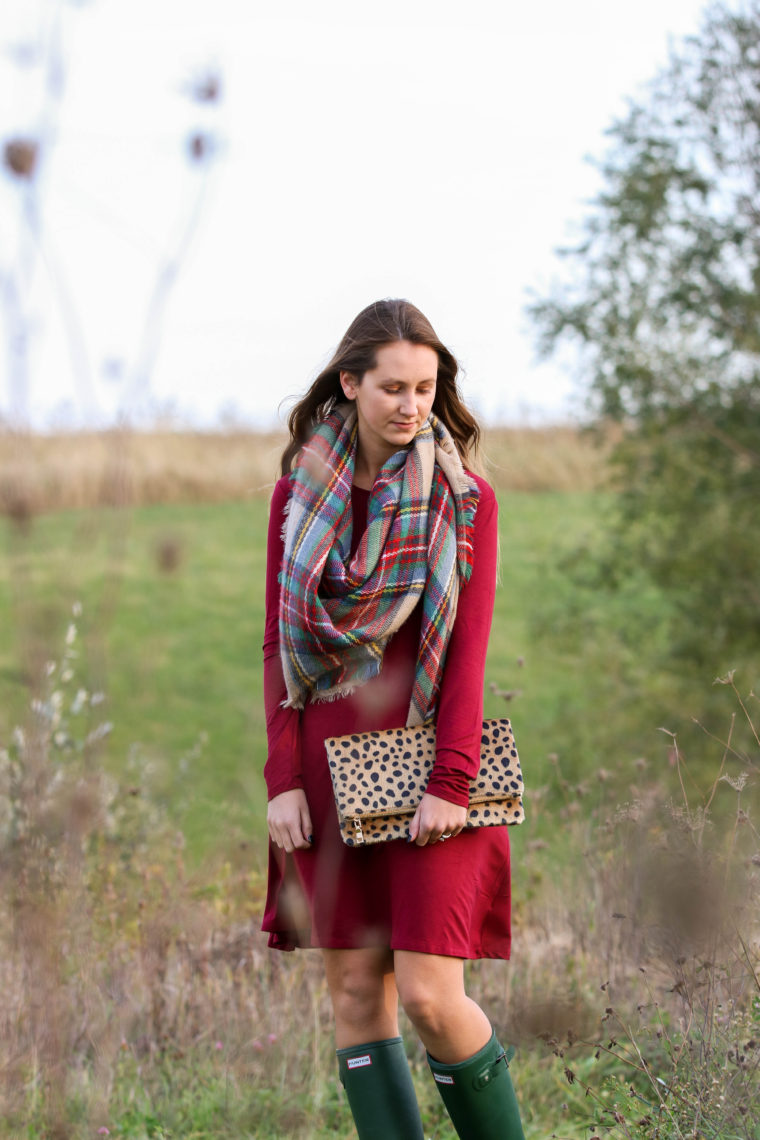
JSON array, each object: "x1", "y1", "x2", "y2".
[{"x1": 261, "y1": 471, "x2": 512, "y2": 959}]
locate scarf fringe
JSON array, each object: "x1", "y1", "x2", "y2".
[
  {"x1": 280, "y1": 682, "x2": 367, "y2": 710},
  {"x1": 279, "y1": 488, "x2": 293, "y2": 547}
]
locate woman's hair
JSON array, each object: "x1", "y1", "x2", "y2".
[{"x1": 280, "y1": 299, "x2": 481, "y2": 476}]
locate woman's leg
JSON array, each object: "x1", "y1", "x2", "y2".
[
  {"x1": 393, "y1": 951, "x2": 490, "y2": 1062},
  {"x1": 322, "y1": 946, "x2": 398, "y2": 1047},
  {"x1": 395, "y1": 951, "x2": 525, "y2": 1140},
  {"x1": 322, "y1": 947, "x2": 424, "y2": 1140}
]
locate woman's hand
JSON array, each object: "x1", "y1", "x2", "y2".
[
  {"x1": 267, "y1": 788, "x2": 313, "y2": 853},
  {"x1": 408, "y1": 792, "x2": 467, "y2": 847}
]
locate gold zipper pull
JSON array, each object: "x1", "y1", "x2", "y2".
[{"x1": 353, "y1": 819, "x2": 364, "y2": 845}]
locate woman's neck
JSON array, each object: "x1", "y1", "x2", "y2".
[{"x1": 353, "y1": 439, "x2": 397, "y2": 490}]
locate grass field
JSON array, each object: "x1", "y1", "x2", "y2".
[
  {"x1": 2, "y1": 487, "x2": 744, "y2": 856},
  {"x1": 1, "y1": 429, "x2": 758, "y2": 1138},
  {"x1": 1, "y1": 487, "x2": 674, "y2": 857}
]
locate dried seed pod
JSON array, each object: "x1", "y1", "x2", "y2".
[{"x1": 4, "y1": 137, "x2": 39, "y2": 179}]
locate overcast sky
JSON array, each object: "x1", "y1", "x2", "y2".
[{"x1": 1, "y1": 0, "x2": 709, "y2": 429}]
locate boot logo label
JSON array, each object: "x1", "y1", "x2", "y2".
[
  {"x1": 347, "y1": 1054, "x2": 372, "y2": 1070},
  {"x1": 433, "y1": 1073, "x2": 455, "y2": 1085}
]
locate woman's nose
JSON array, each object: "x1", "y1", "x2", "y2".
[{"x1": 399, "y1": 391, "x2": 417, "y2": 416}]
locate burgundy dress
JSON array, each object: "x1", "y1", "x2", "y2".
[{"x1": 261, "y1": 472, "x2": 512, "y2": 959}]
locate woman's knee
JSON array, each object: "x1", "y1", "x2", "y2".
[
  {"x1": 395, "y1": 953, "x2": 466, "y2": 1036},
  {"x1": 331, "y1": 973, "x2": 385, "y2": 1025},
  {"x1": 323, "y1": 949, "x2": 395, "y2": 1029},
  {"x1": 398, "y1": 982, "x2": 443, "y2": 1034}
]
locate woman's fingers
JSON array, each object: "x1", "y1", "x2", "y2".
[
  {"x1": 267, "y1": 789, "x2": 314, "y2": 851},
  {"x1": 412, "y1": 793, "x2": 467, "y2": 846},
  {"x1": 298, "y1": 799, "x2": 314, "y2": 847},
  {"x1": 272, "y1": 821, "x2": 312, "y2": 852},
  {"x1": 408, "y1": 803, "x2": 422, "y2": 844}
]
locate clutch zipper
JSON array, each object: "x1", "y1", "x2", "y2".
[{"x1": 352, "y1": 819, "x2": 365, "y2": 845}]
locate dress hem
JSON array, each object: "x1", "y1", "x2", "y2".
[{"x1": 263, "y1": 927, "x2": 511, "y2": 961}]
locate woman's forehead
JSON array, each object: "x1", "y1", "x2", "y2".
[{"x1": 370, "y1": 341, "x2": 438, "y2": 380}]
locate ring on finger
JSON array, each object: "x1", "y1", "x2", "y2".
[{"x1": 439, "y1": 832, "x2": 452, "y2": 842}]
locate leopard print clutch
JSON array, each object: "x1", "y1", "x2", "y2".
[{"x1": 325, "y1": 719, "x2": 524, "y2": 846}]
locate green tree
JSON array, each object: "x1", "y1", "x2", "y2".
[{"x1": 530, "y1": 1, "x2": 760, "y2": 664}]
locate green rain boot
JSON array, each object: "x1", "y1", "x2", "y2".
[
  {"x1": 427, "y1": 1031, "x2": 525, "y2": 1140},
  {"x1": 337, "y1": 1036, "x2": 425, "y2": 1140}
]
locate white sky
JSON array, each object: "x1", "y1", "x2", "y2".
[{"x1": 1, "y1": 0, "x2": 708, "y2": 429}]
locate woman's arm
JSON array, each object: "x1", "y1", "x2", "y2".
[
  {"x1": 425, "y1": 477, "x2": 499, "y2": 807},
  {"x1": 262, "y1": 477, "x2": 304, "y2": 799},
  {"x1": 262, "y1": 477, "x2": 313, "y2": 851}
]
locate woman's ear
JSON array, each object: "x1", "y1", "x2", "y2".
[{"x1": 339, "y1": 371, "x2": 359, "y2": 400}]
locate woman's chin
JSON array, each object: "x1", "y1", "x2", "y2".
[{"x1": 386, "y1": 424, "x2": 418, "y2": 441}]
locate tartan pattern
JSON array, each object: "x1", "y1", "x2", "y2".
[{"x1": 278, "y1": 403, "x2": 479, "y2": 725}]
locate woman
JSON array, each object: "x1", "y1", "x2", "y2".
[{"x1": 262, "y1": 299, "x2": 525, "y2": 1139}]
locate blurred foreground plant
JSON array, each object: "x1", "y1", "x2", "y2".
[
  {"x1": 2, "y1": 636, "x2": 758, "y2": 1138},
  {"x1": 0, "y1": 607, "x2": 345, "y2": 1139},
  {"x1": 528, "y1": 677, "x2": 760, "y2": 1139}
]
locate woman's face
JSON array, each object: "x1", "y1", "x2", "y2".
[{"x1": 339, "y1": 340, "x2": 438, "y2": 462}]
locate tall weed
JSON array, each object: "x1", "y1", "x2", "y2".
[{"x1": 516, "y1": 678, "x2": 760, "y2": 1138}]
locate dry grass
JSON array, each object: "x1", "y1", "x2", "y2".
[
  {"x1": 0, "y1": 425, "x2": 610, "y2": 517},
  {"x1": 2, "y1": 627, "x2": 757, "y2": 1138},
  {"x1": 482, "y1": 425, "x2": 613, "y2": 493}
]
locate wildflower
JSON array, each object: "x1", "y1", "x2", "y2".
[
  {"x1": 61, "y1": 668, "x2": 74, "y2": 684},
  {"x1": 97, "y1": 1128, "x2": 110, "y2": 1136},
  {"x1": 65, "y1": 623, "x2": 77, "y2": 646},
  {"x1": 215, "y1": 1041, "x2": 223, "y2": 1050},
  {"x1": 252, "y1": 1039, "x2": 264, "y2": 1051},
  {"x1": 720, "y1": 772, "x2": 748, "y2": 792},
  {"x1": 72, "y1": 601, "x2": 82, "y2": 617},
  {"x1": 267, "y1": 1033, "x2": 277, "y2": 1045},
  {"x1": 85, "y1": 722, "x2": 113, "y2": 746},
  {"x1": 45, "y1": 660, "x2": 56, "y2": 676},
  {"x1": 71, "y1": 688, "x2": 88, "y2": 715}
]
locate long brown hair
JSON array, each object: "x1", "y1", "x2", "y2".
[{"x1": 280, "y1": 299, "x2": 481, "y2": 476}]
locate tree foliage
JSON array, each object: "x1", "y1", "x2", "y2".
[{"x1": 530, "y1": 1, "x2": 760, "y2": 662}]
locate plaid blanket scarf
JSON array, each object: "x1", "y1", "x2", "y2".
[{"x1": 278, "y1": 403, "x2": 479, "y2": 726}]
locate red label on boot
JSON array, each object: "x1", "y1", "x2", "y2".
[{"x1": 347, "y1": 1054, "x2": 372, "y2": 1070}]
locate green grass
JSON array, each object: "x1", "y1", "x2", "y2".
[
  {"x1": 1, "y1": 493, "x2": 605, "y2": 854},
  {"x1": 4, "y1": 1034, "x2": 581, "y2": 1139},
  {"x1": 2, "y1": 501, "x2": 267, "y2": 854},
  {"x1": 2, "y1": 490, "x2": 754, "y2": 858}
]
